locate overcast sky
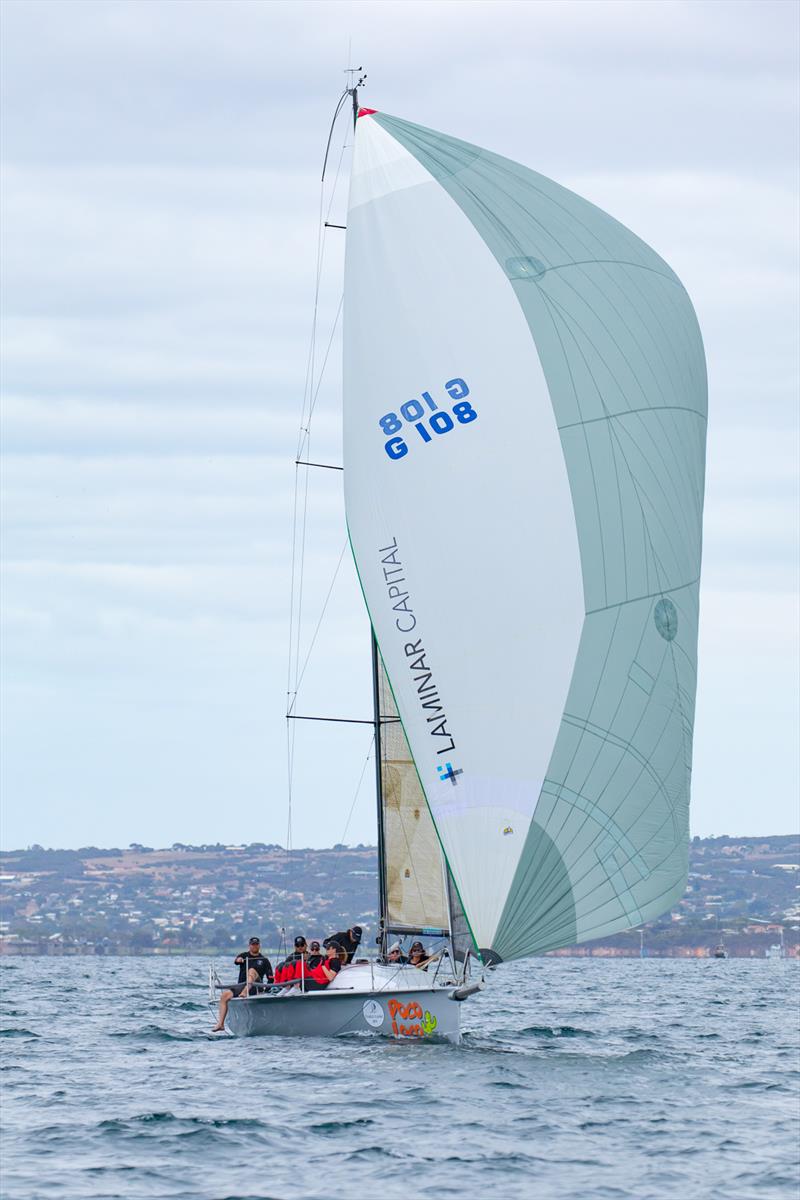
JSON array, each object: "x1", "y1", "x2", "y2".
[{"x1": 1, "y1": 0, "x2": 797, "y2": 851}]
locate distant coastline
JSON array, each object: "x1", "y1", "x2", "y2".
[{"x1": 1, "y1": 835, "x2": 798, "y2": 959}]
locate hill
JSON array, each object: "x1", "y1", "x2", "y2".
[{"x1": 1, "y1": 835, "x2": 798, "y2": 958}]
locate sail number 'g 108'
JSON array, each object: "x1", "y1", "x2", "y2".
[{"x1": 379, "y1": 378, "x2": 477, "y2": 460}]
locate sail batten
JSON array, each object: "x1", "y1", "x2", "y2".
[{"x1": 345, "y1": 111, "x2": 706, "y2": 962}]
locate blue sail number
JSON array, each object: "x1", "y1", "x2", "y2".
[{"x1": 380, "y1": 379, "x2": 477, "y2": 461}]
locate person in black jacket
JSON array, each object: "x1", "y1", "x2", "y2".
[
  {"x1": 306, "y1": 940, "x2": 323, "y2": 970},
  {"x1": 212, "y1": 937, "x2": 273, "y2": 1032},
  {"x1": 234, "y1": 937, "x2": 273, "y2": 985},
  {"x1": 323, "y1": 925, "x2": 362, "y2": 963}
]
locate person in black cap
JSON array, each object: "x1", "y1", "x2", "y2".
[
  {"x1": 408, "y1": 941, "x2": 438, "y2": 969},
  {"x1": 323, "y1": 925, "x2": 362, "y2": 964},
  {"x1": 235, "y1": 937, "x2": 273, "y2": 985},
  {"x1": 303, "y1": 941, "x2": 345, "y2": 991},
  {"x1": 274, "y1": 936, "x2": 309, "y2": 984},
  {"x1": 287, "y1": 935, "x2": 308, "y2": 965},
  {"x1": 212, "y1": 937, "x2": 273, "y2": 1032}
]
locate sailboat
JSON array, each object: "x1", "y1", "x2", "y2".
[{"x1": 217, "y1": 85, "x2": 707, "y2": 1041}]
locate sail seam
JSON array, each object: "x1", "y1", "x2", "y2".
[
  {"x1": 585, "y1": 575, "x2": 699, "y2": 617},
  {"x1": 525, "y1": 259, "x2": 686, "y2": 285},
  {"x1": 557, "y1": 404, "x2": 707, "y2": 432}
]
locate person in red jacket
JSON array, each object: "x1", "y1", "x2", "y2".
[
  {"x1": 274, "y1": 936, "x2": 308, "y2": 984},
  {"x1": 303, "y1": 942, "x2": 344, "y2": 991}
]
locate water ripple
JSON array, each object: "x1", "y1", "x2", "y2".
[{"x1": 0, "y1": 956, "x2": 797, "y2": 1200}]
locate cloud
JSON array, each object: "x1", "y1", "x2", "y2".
[{"x1": 1, "y1": 0, "x2": 797, "y2": 847}]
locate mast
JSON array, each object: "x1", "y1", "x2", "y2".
[
  {"x1": 346, "y1": 66, "x2": 365, "y2": 129},
  {"x1": 371, "y1": 632, "x2": 388, "y2": 954},
  {"x1": 348, "y1": 70, "x2": 388, "y2": 955}
]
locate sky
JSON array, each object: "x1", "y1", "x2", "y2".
[{"x1": 1, "y1": 0, "x2": 798, "y2": 851}]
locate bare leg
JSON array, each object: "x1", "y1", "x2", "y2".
[
  {"x1": 239, "y1": 967, "x2": 261, "y2": 999},
  {"x1": 212, "y1": 988, "x2": 233, "y2": 1032}
]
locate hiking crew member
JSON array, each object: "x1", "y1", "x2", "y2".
[
  {"x1": 303, "y1": 942, "x2": 344, "y2": 991},
  {"x1": 323, "y1": 925, "x2": 362, "y2": 963},
  {"x1": 274, "y1": 936, "x2": 308, "y2": 984},
  {"x1": 212, "y1": 937, "x2": 273, "y2": 1032},
  {"x1": 234, "y1": 938, "x2": 273, "y2": 985}
]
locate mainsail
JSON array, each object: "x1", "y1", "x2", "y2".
[
  {"x1": 344, "y1": 111, "x2": 707, "y2": 962},
  {"x1": 375, "y1": 645, "x2": 449, "y2": 934}
]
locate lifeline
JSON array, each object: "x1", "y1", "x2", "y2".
[{"x1": 378, "y1": 537, "x2": 456, "y2": 756}]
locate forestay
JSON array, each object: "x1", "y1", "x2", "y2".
[{"x1": 343, "y1": 111, "x2": 707, "y2": 962}]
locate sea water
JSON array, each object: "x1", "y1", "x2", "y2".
[{"x1": 1, "y1": 956, "x2": 797, "y2": 1199}]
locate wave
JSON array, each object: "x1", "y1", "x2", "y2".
[
  {"x1": 108, "y1": 1025, "x2": 199, "y2": 1043},
  {"x1": 0, "y1": 1028, "x2": 39, "y2": 1038},
  {"x1": 519, "y1": 1024, "x2": 595, "y2": 1039},
  {"x1": 612, "y1": 1048, "x2": 659, "y2": 1063},
  {"x1": 309, "y1": 1117, "x2": 375, "y2": 1134},
  {"x1": 99, "y1": 1112, "x2": 266, "y2": 1129},
  {"x1": 721, "y1": 1079, "x2": 787, "y2": 1092}
]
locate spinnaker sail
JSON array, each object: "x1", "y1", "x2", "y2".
[{"x1": 344, "y1": 111, "x2": 706, "y2": 962}]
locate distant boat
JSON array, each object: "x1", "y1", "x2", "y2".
[
  {"x1": 712, "y1": 944, "x2": 729, "y2": 959},
  {"x1": 765, "y1": 930, "x2": 785, "y2": 959},
  {"x1": 216, "y1": 82, "x2": 707, "y2": 1040}
]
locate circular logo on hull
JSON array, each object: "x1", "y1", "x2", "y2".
[{"x1": 362, "y1": 999, "x2": 384, "y2": 1028}]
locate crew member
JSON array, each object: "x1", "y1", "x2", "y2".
[
  {"x1": 408, "y1": 941, "x2": 436, "y2": 969},
  {"x1": 323, "y1": 925, "x2": 363, "y2": 963},
  {"x1": 234, "y1": 937, "x2": 273, "y2": 985},
  {"x1": 274, "y1": 936, "x2": 308, "y2": 984},
  {"x1": 303, "y1": 942, "x2": 344, "y2": 991},
  {"x1": 212, "y1": 937, "x2": 273, "y2": 1032},
  {"x1": 385, "y1": 941, "x2": 408, "y2": 965}
]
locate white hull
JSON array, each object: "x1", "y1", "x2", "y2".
[{"x1": 218, "y1": 962, "x2": 470, "y2": 1043}]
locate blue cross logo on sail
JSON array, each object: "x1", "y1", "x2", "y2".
[{"x1": 437, "y1": 762, "x2": 463, "y2": 786}]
